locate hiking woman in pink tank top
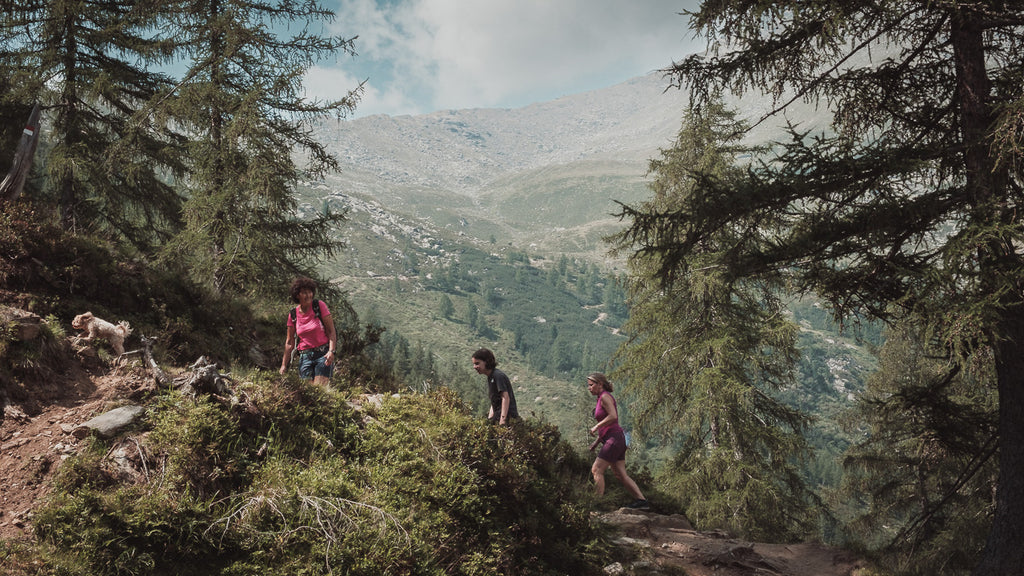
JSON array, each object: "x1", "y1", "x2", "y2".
[
  {"x1": 587, "y1": 372, "x2": 650, "y2": 509},
  {"x1": 279, "y1": 277, "x2": 337, "y2": 388}
]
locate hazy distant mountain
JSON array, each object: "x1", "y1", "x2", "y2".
[
  {"x1": 310, "y1": 71, "x2": 829, "y2": 261},
  {"x1": 311, "y1": 72, "x2": 694, "y2": 259},
  {"x1": 318, "y1": 72, "x2": 687, "y2": 193}
]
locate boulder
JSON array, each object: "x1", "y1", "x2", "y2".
[{"x1": 72, "y1": 405, "x2": 146, "y2": 439}]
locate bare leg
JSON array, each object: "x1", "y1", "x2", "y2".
[
  {"x1": 313, "y1": 375, "x2": 332, "y2": 389},
  {"x1": 610, "y1": 460, "x2": 646, "y2": 500},
  {"x1": 592, "y1": 458, "x2": 611, "y2": 496}
]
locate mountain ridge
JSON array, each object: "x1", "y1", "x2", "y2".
[
  {"x1": 308, "y1": 72, "x2": 692, "y2": 263},
  {"x1": 318, "y1": 72, "x2": 689, "y2": 197},
  {"x1": 309, "y1": 70, "x2": 831, "y2": 261}
]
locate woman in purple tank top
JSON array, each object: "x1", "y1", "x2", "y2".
[{"x1": 586, "y1": 372, "x2": 650, "y2": 509}]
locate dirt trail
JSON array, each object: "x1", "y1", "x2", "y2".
[
  {"x1": 0, "y1": 344, "x2": 155, "y2": 539},
  {"x1": 597, "y1": 509, "x2": 865, "y2": 575}
]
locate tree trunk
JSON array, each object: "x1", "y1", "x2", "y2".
[
  {"x1": 0, "y1": 103, "x2": 41, "y2": 202},
  {"x1": 58, "y1": 11, "x2": 79, "y2": 231},
  {"x1": 949, "y1": 9, "x2": 1024, "y2": 573},
  {"x1": 974, "y1": 306, "x2": 1024, "y2": 575}
]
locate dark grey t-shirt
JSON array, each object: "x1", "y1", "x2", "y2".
[{"x1": 487, "y1": 368, "x2": 519, "y2": 422}]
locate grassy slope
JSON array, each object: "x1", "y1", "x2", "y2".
[{"x1": 0, "y1": 207, "x2": 624, "y2": 575}]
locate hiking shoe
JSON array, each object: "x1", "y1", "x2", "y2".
[{"x1": 626, "y1": 499, "x2": 651, "y2": 510}]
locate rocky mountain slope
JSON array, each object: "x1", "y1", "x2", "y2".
[
  {"x1": 307, "y1": 70, "x2": 831, "y2": 262},
  {"x1": 308, "y1": 72, "x2": 691, "y2": 259},
  {"x1": 316, "y1": 72, "x2": 689, "y2": 194}
]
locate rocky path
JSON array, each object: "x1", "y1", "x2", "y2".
[
  {"x1": 597, "y1": 509, "x2": 865, "y2": 576},
  {"x1": 0, "y1": 344, "x2": 155, "y2": 539}
]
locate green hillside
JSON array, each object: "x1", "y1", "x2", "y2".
[
  {"x1": 0, "y1": 218, "x2": 639, "y2": 575},
  {"x1": 310, "y1": 182, "x2": 878, "y2": 488},
  {"x1": 480, "y1": 160, "x2": 651, "y2": 253},
  {"x1": 319, "y1": 196, "x2": 630, "y2": 444}
]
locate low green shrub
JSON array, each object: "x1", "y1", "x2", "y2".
[{"x1": 32, "y1": 377, "x2": 605, "y2": 575}]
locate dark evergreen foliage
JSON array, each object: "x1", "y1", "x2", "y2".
[
  {"x1": 611, "y1": 99, "x2": 817, "y2": 541},
  {"x1": 638, "y1": 3, "x2": 1024, "y2": 573},
  {"x1": 840, "y1": 323, "x2": 998, "y2": 575},
  {"x1": 1, "y1": 0, "x2": 186, "y2": 247},
  {"x1": 155, "y1": 0, "x2": 363, "y2": 295}
]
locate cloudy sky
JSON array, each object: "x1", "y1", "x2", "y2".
[{"x1": 304, "y1": 0, "x2": 704, "y2": 118}]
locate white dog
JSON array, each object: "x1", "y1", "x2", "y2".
[{"x1": 72, "y1": 312, "x2": 132, "y2": 355}]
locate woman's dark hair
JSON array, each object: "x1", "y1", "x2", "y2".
[
  {"x1": 587, "y1": 372, "x2": 613, "y2": 393},
  {"x1": 289, "y1": 277, "x2": 318, "y2": 303},
  {"x1": 472, "y1": 348, "x2": 497, "y2": 370}
]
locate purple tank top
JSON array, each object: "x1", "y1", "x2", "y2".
[{"x1": 594, "y1": 391, "x2": 624, "y2": 441}]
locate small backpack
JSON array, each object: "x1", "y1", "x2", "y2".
[{"x1": 290, "y1": 299, "x2": 324, "y2": 346}]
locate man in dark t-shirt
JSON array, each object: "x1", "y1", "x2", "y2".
[{"x1": 471, "y1": 347, "x2": 519, "y2": 425}]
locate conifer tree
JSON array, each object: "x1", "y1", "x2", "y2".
[
  {"x1": 546, "y1": 266, "x2": 560, "y2": 287},
  {"x1": 632, "y1": 3, "x2": 1024, "y2": 572},
  {"x1": 439, "y1": 294, "x2": 455, "y2": 320},
  {"x1": 1, "y1": 0, "x2": 186, "y2": 246},
  {"x1": 158, "y1": 0, "x2": 361, "y2": 294},
  {"x1": 841, "y1": 322, "x2": 998, "y2": 574},
  {"x1": 602, "y1": 275, "x2": 627, "y2": 319},
  {"x1": 466, "y1": 303, "x2": 479, "y2": 332},
  {"x1": 612, "y1": 99, "x2": 815, "y2": 541}
]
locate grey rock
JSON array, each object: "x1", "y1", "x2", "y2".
[{"x1": 72, "y1": 405, "x2": 146, "y2": 439}]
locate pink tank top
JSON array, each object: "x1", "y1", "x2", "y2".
[{"x1": 288, "y1": 302, "x2": 330, "y2": 350}]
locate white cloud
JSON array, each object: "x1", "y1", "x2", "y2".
[
  {"x1": 310, "y1": 0, "x2": 701, "y2": 117},
  {"x1": 304, "y1": 64, "x2": 423, "y2": 118}
]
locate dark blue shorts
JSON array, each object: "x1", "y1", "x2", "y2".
[
  {"x1": 597, "y1": 428, "x2": 628, "y2": 462},
  {"x1": 298, "y1": 345, "x2": 333, "y2": 380}
]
